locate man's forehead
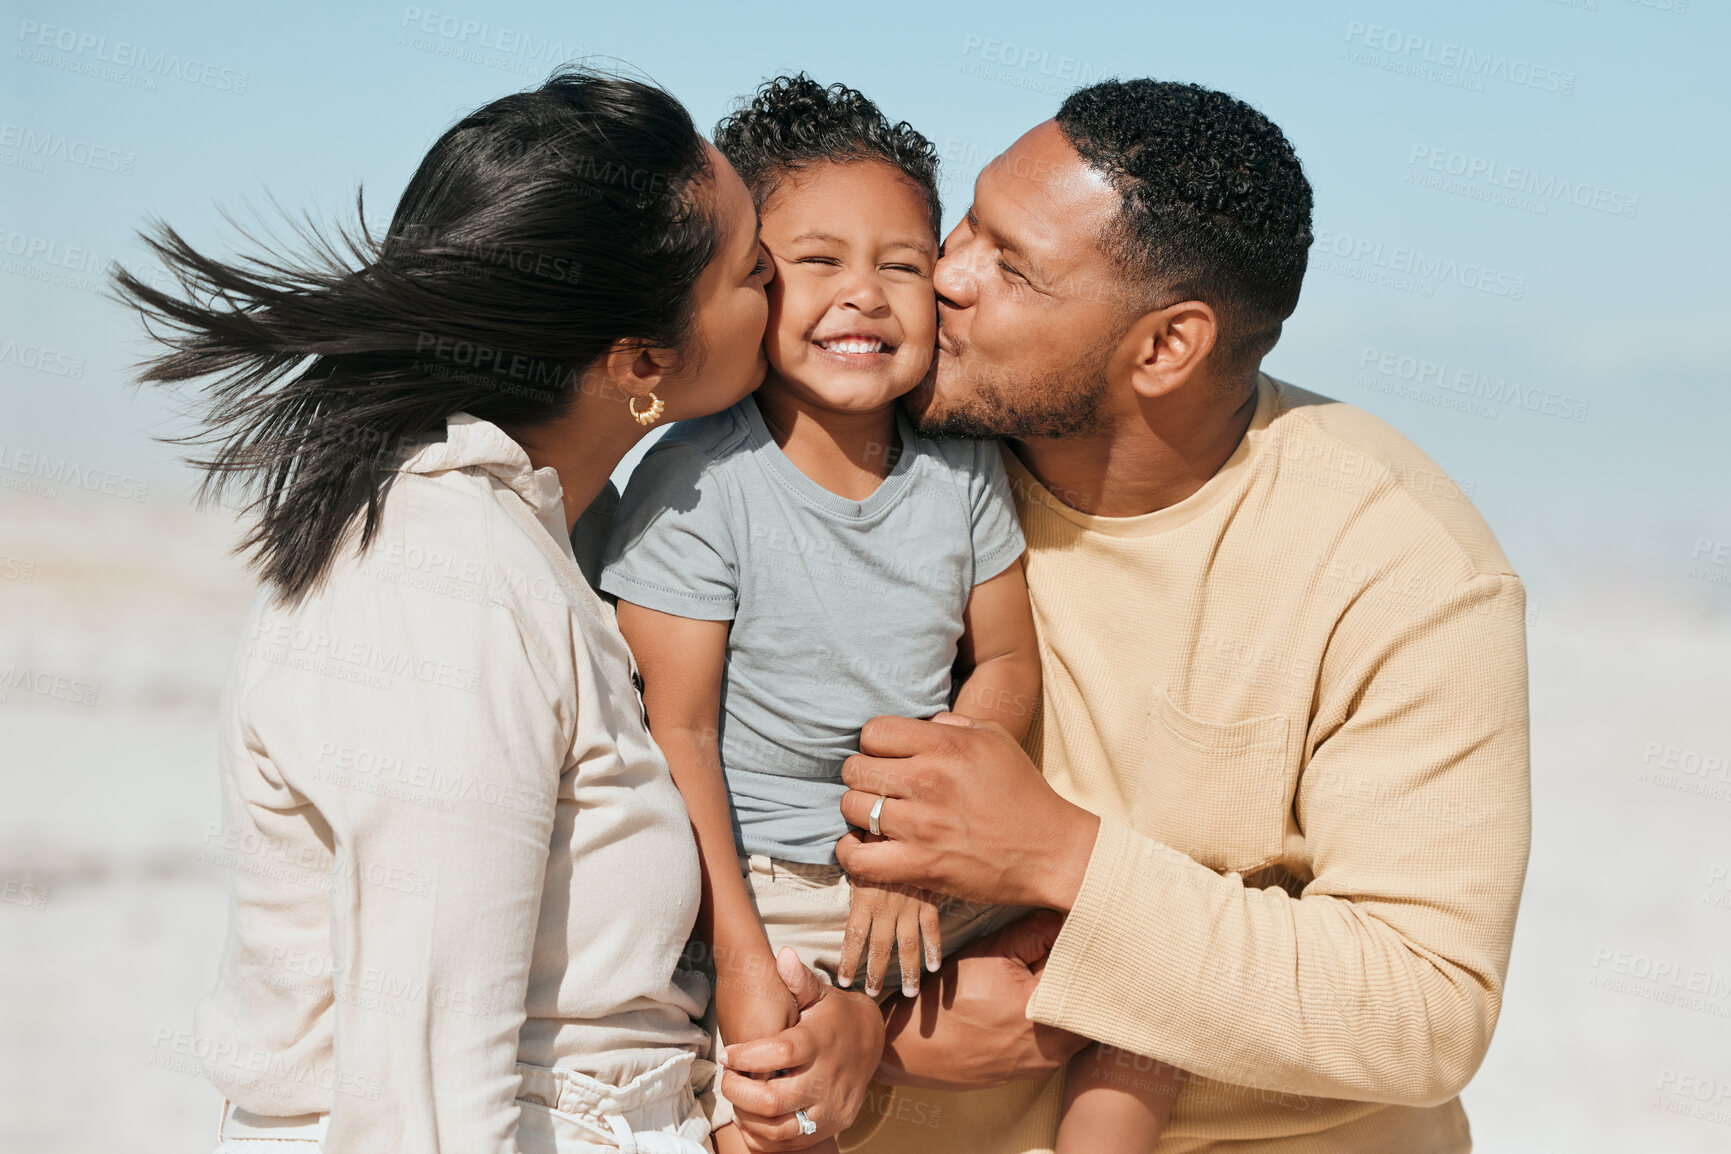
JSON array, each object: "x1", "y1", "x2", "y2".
[{"x1": 977, "y1": 122, "x2": 1117, "y2": 258}]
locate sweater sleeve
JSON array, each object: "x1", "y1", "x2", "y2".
[{"x1": 1026, "y1": 571, "x2": 1531, "y2": 1106}]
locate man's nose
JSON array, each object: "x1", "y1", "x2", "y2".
[{"x1": 934, "y1": 249, "x2": 975, "y2": 309}]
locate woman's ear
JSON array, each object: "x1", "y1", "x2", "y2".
[{"x1": 602, "y1": 339, "x2": 679, "y2": 400}]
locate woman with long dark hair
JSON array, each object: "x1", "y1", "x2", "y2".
[{"x1": 115, "y1": 67, "x2": 880, "y2": 1153}]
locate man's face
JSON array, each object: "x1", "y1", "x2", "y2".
[{"x1": 908, "y1": 121, "x2": 1135, "y2": 439}]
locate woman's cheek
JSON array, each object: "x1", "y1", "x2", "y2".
[{"x1": 750, "y1": 281, "x2": 770, "y2": 340}]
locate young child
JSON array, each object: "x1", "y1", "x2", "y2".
[{"x1": 601, "y1": 75, "x2": 1181, "y2": 1154}]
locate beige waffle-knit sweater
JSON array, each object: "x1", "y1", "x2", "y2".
[{"x1": 843, "y1": 374, "x2": 1530, "y2": 1153}]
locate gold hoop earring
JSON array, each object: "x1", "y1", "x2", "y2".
[{"x1": 629, "y1": 392, "x2": 665, "y2": 427}]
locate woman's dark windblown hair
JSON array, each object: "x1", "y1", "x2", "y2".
[
  {"x1": 713, "y1": 73, "x2": 940, "y2": 238},
  {"x1": 112, "y1": 65, "x2": 719, "y2": 601}
]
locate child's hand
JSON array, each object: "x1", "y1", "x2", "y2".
[{"x1": 838, "y1": 877, "x2": 942, "y2": 998}]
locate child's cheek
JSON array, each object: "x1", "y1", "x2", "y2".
[
  {"x1": 762, "y1": 274, "x2": 798, "y2": 364},
  {"x1": 908, "y1": 339, "x2": 936, "y2": 379},
  {"x1": 900, "y1": 287, "x2": 940, "y2": 368}
]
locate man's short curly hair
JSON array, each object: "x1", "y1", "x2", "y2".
[
  {"x1": 715, "y1": 74, "x2": 941, "y2": 239},
  {"x1": 1055, "y1": 79, "x2": 1314, "y2": 368}
]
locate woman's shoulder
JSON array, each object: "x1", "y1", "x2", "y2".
[{"x1": 301, "y1": 463, "x2": 586, "y2": 636}]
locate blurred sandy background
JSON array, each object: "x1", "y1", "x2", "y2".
[
  {"x1": 2, "y1": 490, "x2": 1728, "y2": 1151},
  {"x1": 6, "y1": 0, "x2": 1731, "y2": 1149}
]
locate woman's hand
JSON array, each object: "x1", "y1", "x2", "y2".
[{"x1": 721, "y1": 948, "x2": 886, "y2": 1151}]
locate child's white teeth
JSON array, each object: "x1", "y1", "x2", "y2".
[{"x1": 821, "y1": 338, "x2": 884, "y2": 354}]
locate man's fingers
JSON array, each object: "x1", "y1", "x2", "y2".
[
  {"x1": 929, "y1": 710, "x2": 1016, "y2": 742},
  {"x1": 857, "y1": 713, "x2": 948, "y2": 757},
  {"x1": 839, "y1": 755, "x2": 917, "y2": 802},
  {"x1": 834, "y1": 834, "x2": 917, "y2": 887},
  {"x1": 838, "y1": 788, "x2": 908, "y2": 838}
]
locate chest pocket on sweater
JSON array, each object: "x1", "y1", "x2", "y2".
[{"x1": 1135, "y1": 686, "x2": 1293, "y2": 874}]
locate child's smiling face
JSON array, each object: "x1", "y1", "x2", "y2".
[{"x1": 757, "y1": 159, "x2": 938, "y2": 414}]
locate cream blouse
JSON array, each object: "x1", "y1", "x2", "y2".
[{"x1": 194, "y1": 414, "x2": 709, "y2": 1152}]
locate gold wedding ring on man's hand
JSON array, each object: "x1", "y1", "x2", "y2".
[{"x1": 867, "y1": 795, "x2": 885, "y2": 837}]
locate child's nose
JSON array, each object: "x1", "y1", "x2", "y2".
[{"x1": 838, "y1": 273, "x2": 891, "y2": 314}]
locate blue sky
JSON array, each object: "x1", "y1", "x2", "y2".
[{"x1": 4, "y1": 0, "x2": 1727, "y2": 603}]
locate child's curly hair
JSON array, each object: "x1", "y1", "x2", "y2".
[{"x1": 714, "y1": 73, "x2": 941, "y2": 238}]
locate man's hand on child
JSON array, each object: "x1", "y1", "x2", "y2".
[
  {"x1": 837, "y1": 713, "x2": 1101, "y2": 912},
  {"x1": 837, "y1": 872, "x2": 942, "y2": 998}
]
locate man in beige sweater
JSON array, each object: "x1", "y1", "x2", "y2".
[{"x1": 827, "y1": 79, "x2": 1530, "y2": 1152}]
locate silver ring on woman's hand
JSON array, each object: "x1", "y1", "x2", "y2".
[
  {"x1": 795, "y1": 1108, "x2": 817, "y2": 1136},
  {"x1": 868, "y1": 795, "x2": 885, "y2": 837}
]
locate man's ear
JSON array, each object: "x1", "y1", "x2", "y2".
[
  {"x1": 601, "y1": 339, "x2": 680, "y2": 400},
  {"x1": 1118, "y1": 300, "x2": 1218, "y2": 401}
]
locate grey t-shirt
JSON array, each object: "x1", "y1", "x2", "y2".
[{"x1": 599, "y1": 395, "x2": 1025, "y2": 864}]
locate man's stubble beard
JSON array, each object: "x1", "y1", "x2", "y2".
[{"x1": 914, "y1": 337, "x2": 1115, "y2": 441}]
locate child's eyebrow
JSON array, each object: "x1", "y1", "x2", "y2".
[
  {"x1": 884, "y1": 237, "x2": 937, "y2": 255},
  {"x1": 785, "y1": 231, "x2": 936, "y2": 260},
  {"x1": 786, "y1": 231, "x2": 850, "y2": 246}
]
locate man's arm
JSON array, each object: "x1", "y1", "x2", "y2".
[
  {"x1": 840, "y1": 573, "x2": 1530, "y2": 1106},
  {"x1": 874, "y1": 912, "x2": 1088, "y2": 1090}
]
